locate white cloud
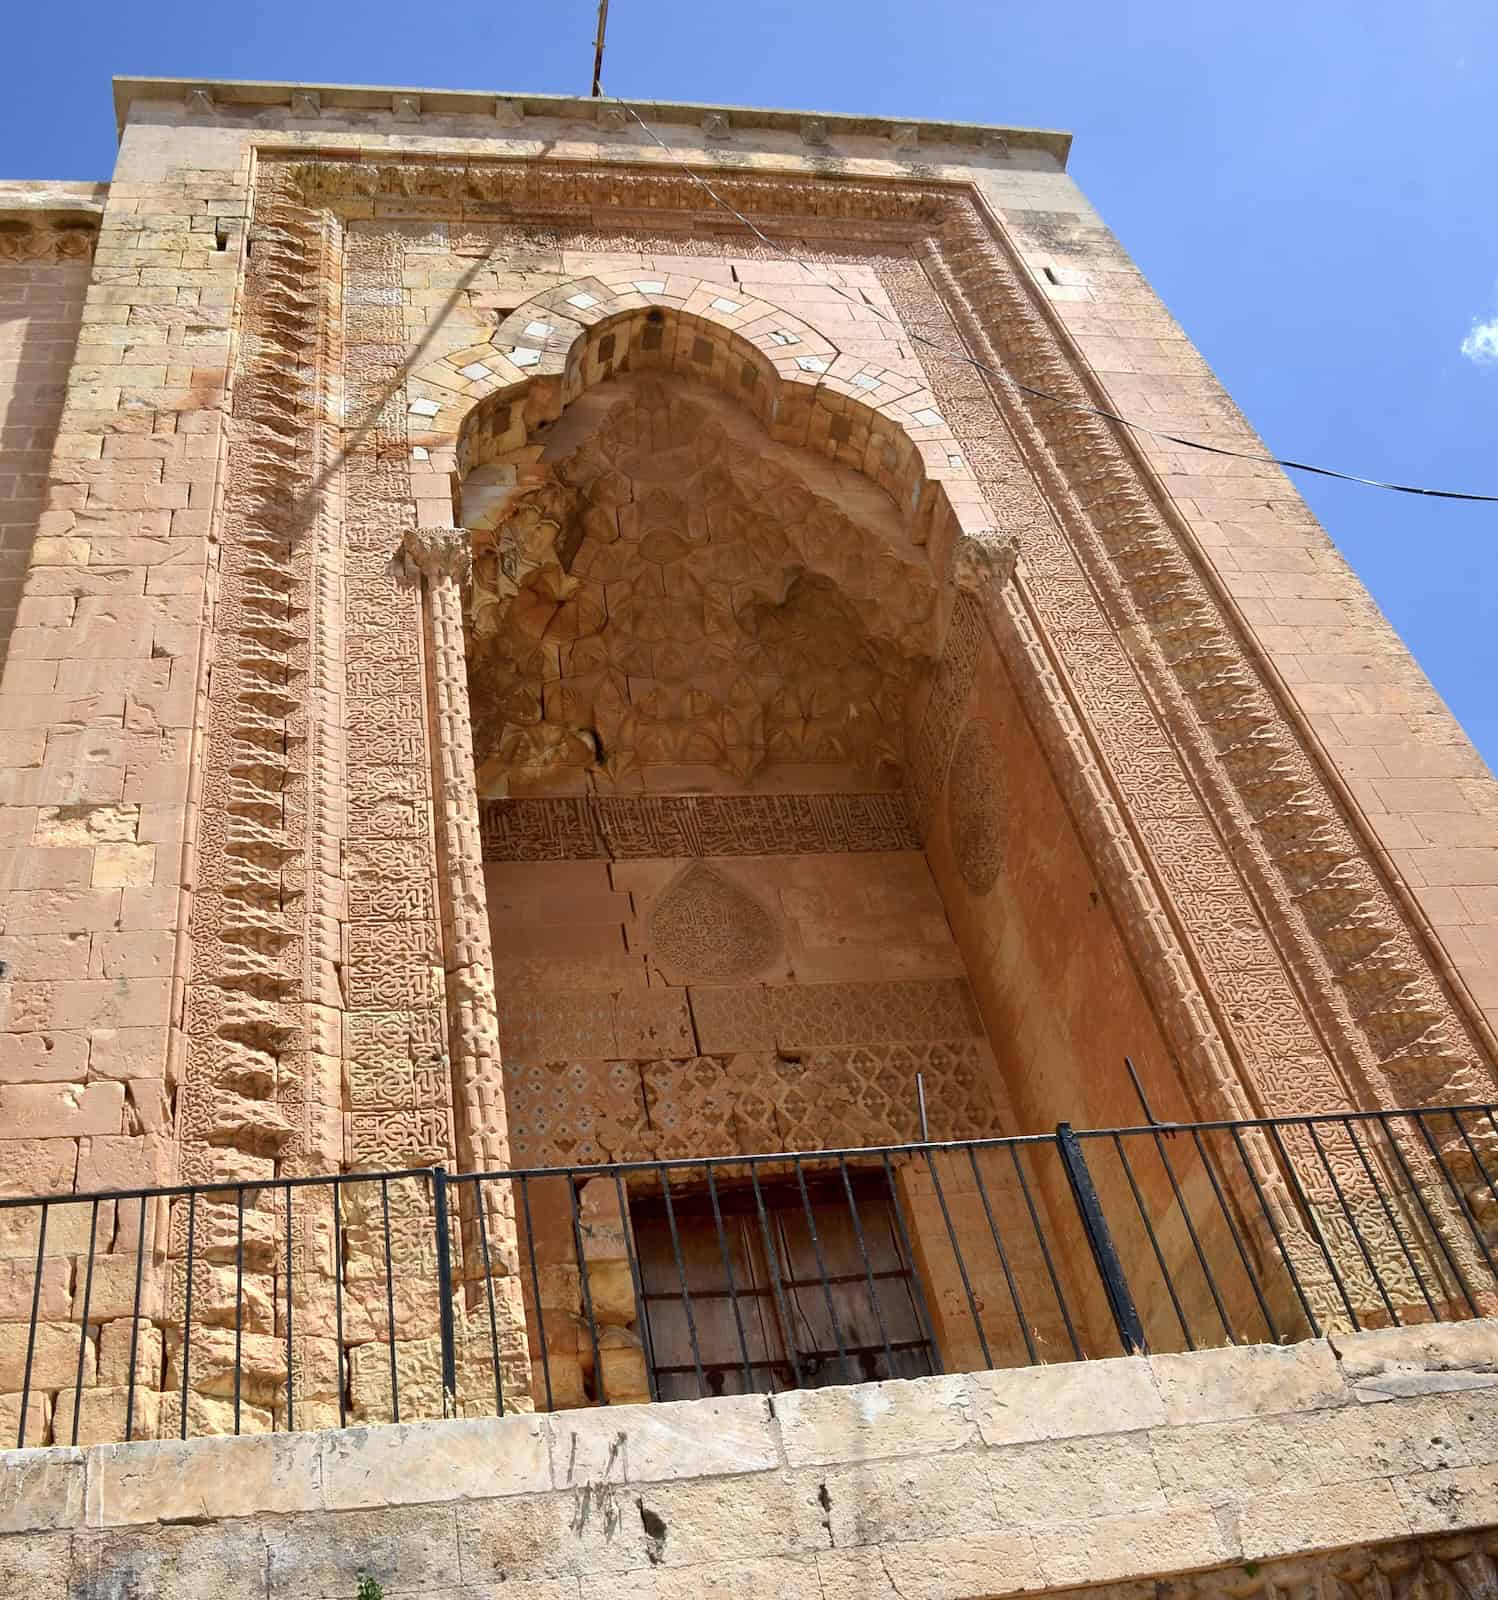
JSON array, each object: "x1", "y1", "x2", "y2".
[{"x1": 1461, "y1": 308, "x2": 1498, "y2": 365}]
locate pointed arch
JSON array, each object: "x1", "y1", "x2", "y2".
[{"x1": 404, "y1": 271, "x2": 999, "y2": 574}]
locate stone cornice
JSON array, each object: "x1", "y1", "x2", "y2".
[{"x1": 112, "y1": 76, "x2": 1071, "y2": 167}]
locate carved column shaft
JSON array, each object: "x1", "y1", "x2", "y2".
[{"x1": 403, "y1": 528, "x2": 512, "y2": 1179}]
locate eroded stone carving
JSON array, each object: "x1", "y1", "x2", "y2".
[
  {"x1": 947, "y1": 720, "x2": 1007, "y2": 894},
  {"x1": 0, "y1": 215, "x2": 98, "y2": 261},
  {"x1": 462, "y1": 374, "x2": 935, "y2": 794},
  {"x1": 648, "y1": 863, "x2": 783, "y2": 981}
]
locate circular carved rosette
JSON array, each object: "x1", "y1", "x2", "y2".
[{"x1": 946, "y1": 719, "x2": 1007, "y2": 895}]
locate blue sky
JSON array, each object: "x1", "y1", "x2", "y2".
[{"x1": 5, "y1": 0, "x2": 1495, "y2": 764}]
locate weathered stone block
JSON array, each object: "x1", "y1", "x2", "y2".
[
  {"x1": 972, "y1": 1356, "x2": 1164, "y2": 1445},
  {"x1": 1037, "y1": 1507, "x2": 1233, "y2": 1587},
  {"x1": 1333, "y1": 1322, "x2": 1498, "y2": 1399},
  {"x1": 1236, "y1": 1478, "x2": 1411, "y2": 1560},
  {"x1": 87, "y1": 1428, "x2": 323, "y2": 1527},
  {"x1": 986, "y1": 1430, "x2": 1166, "y2": 1525},
  {"x1": 776, "y1": 1372, "x2": 976, "y2": 1466},
  {"x1": 548, "y1": 1393, "x2": 777, "y2": 1488},
  {"x1": 0, "y1": 1387, "x2": 50, "y2": 1448},
  {"x1": 1394, "y1": 1463, "x2": 1498, "y2": 1534},
  {"x1": 820, "y1": 1450, "x2": 1000, "y2": 1547},
  {"x1": 0, "y1": 1253, "x2": 70, "y2": 1321},
  {"x1": 73, "y1": 1520, "x2": 271, "y2": 1600},
  {"x1": 320, "y1": 1413, "x2": 549, "y2": 1509},
  {"x1": 0, "y1": 1443, "x2": 85, "y2": 1533},
  {"x1": 0, "y1": 1318, "x2": 95, "y2": 1391},
  {"x1": 0, "y1": 1079, "x2": 123, "y2": 1137},
  {"x1": 51, "y1": 1382, "x2": 160, "y2": 1448},
  {"x1": 817, "y1": 1533, "x2": 1047, "y2": 1600},
  {"x1": 1151, "y1": 1339, "x2": 1347, "y2": 1425}
]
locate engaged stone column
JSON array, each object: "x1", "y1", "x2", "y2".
[{"x1": 401, "y1": 527, "x2": 510, "y2": 1178}]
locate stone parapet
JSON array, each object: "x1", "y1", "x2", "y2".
[{"x1": 1, "y1": 1322, "x2": 1496, "y2": 1597}]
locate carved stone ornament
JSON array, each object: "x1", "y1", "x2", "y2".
[
  {"x1": 648, "y1": 863, "x2": 783, "y2": 981},
  {"x1": 947, "y1": 719, "x2": 1007, "y2": 894},
  {"x1": 954, "y1": 530, "x2": 1020, "y2": 595},
  {"x1": 0, "y1": 214, "x2": 98, "y2": 262},
  {"x1": 402, "y1": 525, "x2": 472, "y2": 585}
]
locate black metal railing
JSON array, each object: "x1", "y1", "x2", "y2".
[{"x1": 3, "y1": 1102, "x2": 1497, "y2": 1448}]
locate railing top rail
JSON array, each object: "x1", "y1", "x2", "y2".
[{"x1": 1, "y1": 1100, "x2": 1493, "y2": 1212}]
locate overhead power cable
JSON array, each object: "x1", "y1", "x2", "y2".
[{"x1": 601, "y1": 89, "x2": 1498, "y2": 505}]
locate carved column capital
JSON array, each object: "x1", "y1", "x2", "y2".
[
  {"x1": 953, "y1": 530, "x2": 1020, "y2": 596},
  {"x1": 402, "y1": 525, "x2": 472, "y2": 585}
]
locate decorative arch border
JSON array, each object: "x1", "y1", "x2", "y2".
[{"x1": 409, "y1": 273, "x2": 993, "y2": 568}]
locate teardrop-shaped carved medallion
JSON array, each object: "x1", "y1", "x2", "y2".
[{"x1": 648, "y1": 863, "x2": 783, "y2": 981}]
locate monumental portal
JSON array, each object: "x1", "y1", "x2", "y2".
[{"x1": 0, "y1": 79, "x2": 1496, "y2": 1599}]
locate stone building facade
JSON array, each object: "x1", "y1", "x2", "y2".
[{"x1": 1, "y1": 75, "x2": 1497, "y2": 1596}]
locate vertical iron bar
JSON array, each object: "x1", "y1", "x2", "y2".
[
  {"x1": 520, "y1": 1175, "x2": 553, "y2": 1412},
  {"x1": 1149, "y1": 1125, "x2": 1235, "y2": 1342},
  {"x1": 1112, "y1": 1132, "x2": 1188, "y2": 1347},
  {"x1": 432, "y1": 1168, "x2": 460, "y2": 1418},
  {"x1": 659, "y1": 1166, "x2": 706, "y2": 1397},
  {"x1": 380, "y1": 1178, "x2": 400, "y2": 1424},
  {"x1": 880, "y1": 1152, "x2": 944, "y2": 1373},
  {"x1": 967, "y1": 1145, "x2": 1037, "y2": 1364},
  {"x1": 838, "y1": 1156, "x2": 895, "y2": 1379},
  {"x1": 705, "y1": 1165, "x2": 755, "y2": 1395},
  {"x1": 1190, "y1": 1130, "x2": 1277, "y2": 1342},
  {"x1": 1306, "y1": 1121, "x2": 1399, "y2": 1325},
  {"x1": 233, "y1": 1187, "x2": 245, "y2": 1434},
  {"x1": 1267, "y1": 1122, "x2": 1361, "y2": 1330},
  {"x1": 180, "y1": 1190, "x2": 197, "y2": 1440},
  {"x1": 1228, "y1": 1124, "x2": 1320, "y2": 1337},
  {"x1": 1344, "y1": 1118, "x2": 1438, "y2": 1321},
  {"x1": 1007, "y1": 1144, "x2": 1082, "y2": 1361},
  {"x1": 1411, "y1": 1111, "x2": 1498, "y2": 1284},
  {"x1": 1375, "y1": 1111, "x2": 1477, "y2": 1315},
  {"x1": 473, "y1": 1177, "x2": 505, "y2": 1417},
  {"x1": 71, "y1": 1198, "x2": 100, "y2": 1445},
  {"x1": 18, "y1": 1201, "x2": 48, "y2": 1448},
  {"x1": 1448, "y1": 1111, "x2": 1498, "y2": 1240},
  {"x1": 611, "y1": 1170, "x2": 658, "y2": 1402},
  {"x1": 332, "y1": 1177, "x2": 348, "y2": 1429},
  {"x1": 793, "y1": 1154, "x2": 854, "y2": 1383},
  {"x1": 566, "y1": 1172, "x2": 606, "y2": 1407},
  {"x1": 283, "y1": 1183, "x2": 295, "y2": 1432},
  {"x1": 1060, "y1": 1127, "x2": 1146, "y2": 1355},
  {"x1": 921, "y1": 1147, "x2": 992, "y2": 1369},
  {"x1": 750, "y1": 1161, "x2": 806, "y2": 1388},
  {"x1": 125, "y1": 1192, "x2": 147, "y2": 1444}
]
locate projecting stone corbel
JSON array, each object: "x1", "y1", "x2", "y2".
[{"x1": 954, "y1": 529, "x2": 1020, "y2": 596}]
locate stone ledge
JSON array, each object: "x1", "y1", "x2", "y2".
[{"x1": 0, "y1": 1320, "x2": 1495, "y2": 1592}]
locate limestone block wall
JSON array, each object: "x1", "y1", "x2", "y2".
[{"x1": 2, "y1": 1319, "x2": 1497, "y2": 1598}]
